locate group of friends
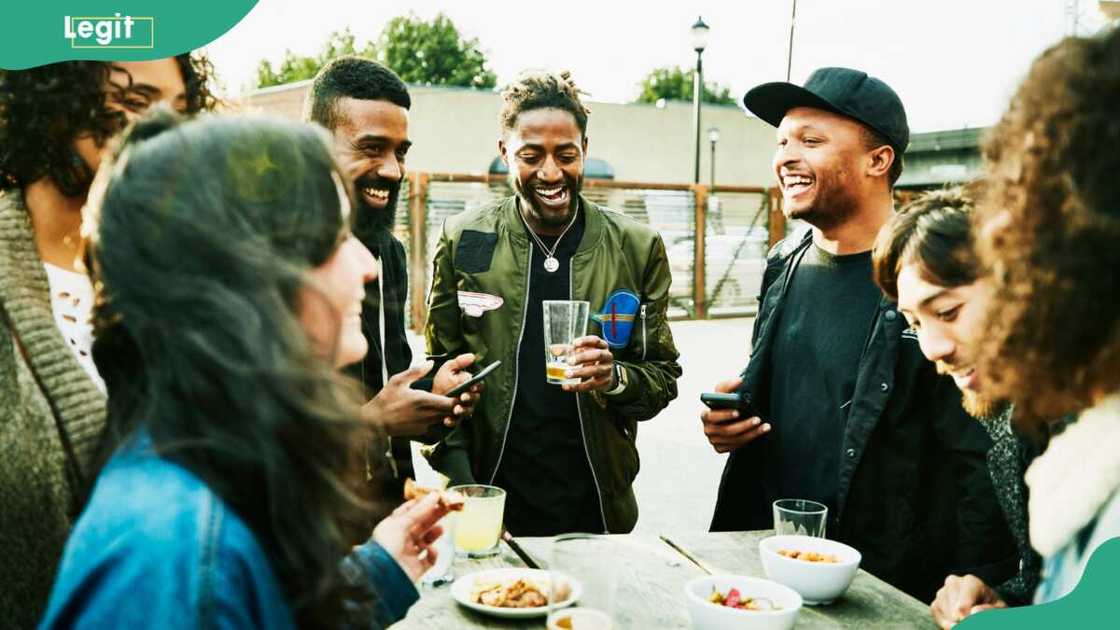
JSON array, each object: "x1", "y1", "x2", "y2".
[{"x1": 0, "y1": 24, "x2": 1117, "y2": 629}]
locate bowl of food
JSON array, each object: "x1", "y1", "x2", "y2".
[
  {"x1": 684, "y1": 575, "x2": 801, "y2": 630},
  {"x1": 759, "y1": 535, "x2": 861, "y2": 605}
]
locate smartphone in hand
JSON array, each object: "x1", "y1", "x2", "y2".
[
  {"x1": 700, "y1": 391, "x2": 761, "y2": 420},
  {"x1": 446, "y1": 360, "x2": 501, "y2": 397}
]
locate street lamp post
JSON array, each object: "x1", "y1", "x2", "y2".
[
  {"x1": 691, "y1": 16, "x2": 710, "y2": 184},
  {"x1": 708, "y1": 127, "x2": 720, "y2": 187}
]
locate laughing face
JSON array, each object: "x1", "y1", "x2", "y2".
[
  {"x1": 896, "y1": 264, "x2": 1002, "y2": 418},
  {"x1": 773, "y1": 107, "x2": 870, "y2": 230},
  {"x1": 331, "y1": 97, "x2": 411, "y2": 237},
  {"x1": 499, "y1": 107, "x2": 587, "y2": 234}
]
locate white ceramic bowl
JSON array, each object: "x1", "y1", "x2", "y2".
[
  {"x1": 684, "y1": 575, "x2": 802, "y2": 630},
  {"x1": 759, "y1": 535, "x2": 861, "y2": 605}
]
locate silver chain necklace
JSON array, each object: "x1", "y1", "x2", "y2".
[{"x1": 518, "y1": 202, "x2": 579, "y2": 273}]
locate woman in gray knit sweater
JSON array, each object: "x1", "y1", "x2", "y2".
[{"x1": 0, "y1": 56, "x2": 214, "y2": 628}]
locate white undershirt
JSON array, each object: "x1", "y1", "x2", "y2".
[{"x1": 43, "y1": 263, "x2": 105, "y2": 393}]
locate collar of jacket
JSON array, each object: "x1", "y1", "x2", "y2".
[
  {"x1": 498, "y1": 193, "x2": 605, "y2": 256},
  {"x1": 1026, "y1": 392, "x2": 1120, "y2": 557},
  {"x1": 0, "y1": 190, "x2": 105, "y2": 468}
]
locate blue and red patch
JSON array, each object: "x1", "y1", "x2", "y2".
[{"x1": 592, "y1": 289, "x2": 640, "y2": 348}]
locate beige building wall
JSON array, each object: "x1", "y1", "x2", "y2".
[{"x1": 242, "y1": 82, "x2": 777, "y2": 187}]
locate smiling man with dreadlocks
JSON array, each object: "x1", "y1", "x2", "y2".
[{"x1": 424, "y1": 70, "x2": 681, "y2": 536}]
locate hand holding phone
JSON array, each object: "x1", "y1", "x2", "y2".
[
  {"x1": 446, "y1": 360, "x2": 501, "y2": 398},
  {"x1": 700, "y1": 391, "x2": 760, "y2": 420},
  {"x1": 700, "y1": 379, "x2": 770, "y2": 453}
]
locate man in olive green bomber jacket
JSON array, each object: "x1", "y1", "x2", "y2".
[{"x1": 424, "y1": 70, "x2": 681, "y2": 535}]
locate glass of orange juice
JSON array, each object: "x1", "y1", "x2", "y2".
[{"x1": 448, "y1": 484, "x2": 506, "y2": 558}]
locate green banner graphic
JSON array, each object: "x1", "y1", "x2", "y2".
[
  {"x1": 960, "y1": 537, "x2": 1120, "y2": 629},
  {"x1": 1, "y1": 2, "x2": 257, "y2": 69}
]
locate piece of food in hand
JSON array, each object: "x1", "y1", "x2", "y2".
[
  {"x1": 403, "y1": 478, "x2": 465, "y2": 512},
  {"x1": 778, "y1": 549, "x2": 839, "y2": 563},
  {"x1": 708, "y1": 587, "x2": 780, "y2": 611}
]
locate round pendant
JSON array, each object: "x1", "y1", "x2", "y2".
[{"x1": 543, "y1": 256, "x2": 560, "y2": 273}]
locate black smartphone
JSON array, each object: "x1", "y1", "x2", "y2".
[
  {"x1": 700, "y1": 392, "x2": 760, "y2": 419},
  {"x1": 446, "y1": 360, "x2": 501, "y2": 397}
]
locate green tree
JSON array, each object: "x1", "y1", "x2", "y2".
[
  {"x1": 635, "y1": 66, "x2": 736, "y2": 105},
  {"x1": 253, "y1": 14, "x2": 496, "y2": 90},
  {"x1": 256, "y1": 28, "x2": 374, "y2": 88},
  {"x1": 375, "y1": 13, "x2": 496, "y2": 89}
]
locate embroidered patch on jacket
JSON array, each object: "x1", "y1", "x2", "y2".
[
  {"x1": 592, "y1": 289, "x2": 640, "y2": 348},
  {"x1": 458, "y1": 291, "x2": 504, "y2": 317},
  {"x1": 455, "y1": 230, "x2": 498, "y2": 273}
]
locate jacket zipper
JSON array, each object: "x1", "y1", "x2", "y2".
[
  {"x1": 640, "y1": 304, "x2": 648, "y2": 361},
  {"x1": 571, "y1": 262, "x2": 609, "y2": 533},
  {"x1": 487, "y1": 244, "x2": 533, "y2": 485}
]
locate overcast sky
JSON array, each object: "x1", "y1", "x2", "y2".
[{"x1": 204, "y1": 0, "x2": 1110, "y2": 133}]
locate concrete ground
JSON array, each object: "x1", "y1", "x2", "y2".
[{"x1": 407, "y1": 317, "x2": 756, "y2": 535}]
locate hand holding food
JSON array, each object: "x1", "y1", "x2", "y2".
[{"x1": 403, "y1": 478, "x2": 465, "y2": 512}]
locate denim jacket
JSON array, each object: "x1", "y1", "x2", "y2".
[{"x1": 39, "y1": 434, "x2": 418, "y2": 629}]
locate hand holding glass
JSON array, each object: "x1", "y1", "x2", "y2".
[{"x1": 543, "y1": 300, "x2": 590, "y2": 385}]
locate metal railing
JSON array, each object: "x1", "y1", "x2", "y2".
[{"x1": 392, "y1": 173, "x2": 785, "y2": 331}]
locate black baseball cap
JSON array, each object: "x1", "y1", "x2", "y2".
[{"x1": 743, "y1": 67, "x2": 909, "y2": 153}]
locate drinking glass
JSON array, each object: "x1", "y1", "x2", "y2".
[
  {"x1": 773, "y1": 498, "x2": 828, "y2": 537},
  {"x1": 543, "y1": 300, "x2": 590, "y2": 385},
  {"x1": 547, "y1": 534, "x2": 617, "y2": 630},
  {"x1": 448, "y1": 484, "x2": 506, "y2": 558},
  {"x1": 419, "y1": 513, "x2": 456, "y2": 586}
]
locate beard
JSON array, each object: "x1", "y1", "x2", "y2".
[
  {"x1": 351, "y1": 173, "x2": 402, "y2": 242},
  {"x1": 509, "y1": 171, "x2": 583, "y2": 229},
  {"x1": 936, "y1": 361, "x2": 1006, "y2": 419},
  {"x1": 784, "y1": 167, "x2": 860, "y2": 232}
]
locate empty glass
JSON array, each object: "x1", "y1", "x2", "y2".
[
  {"x1": 419, "y1": 514, "x2": 455, "y2": 586},
  {"x1": 543, "y1": 300, "x2": 590, "y2": 385},
  {"x1": 548, "y1": 534, "x2": 617, "y2": 629},
  {"x1": 773, "y1": 499, "x2": 828, "y2": 538}
]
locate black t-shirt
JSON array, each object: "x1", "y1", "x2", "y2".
[
  {"x1": 492, "y1": 210, "x2": 604, "y2": 536},
  {"x1": 764, "y1": 244, "x2": 882, "y2": 517}
]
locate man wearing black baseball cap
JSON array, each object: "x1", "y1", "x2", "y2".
[{"x1": 700, "y1": 67, "x2": 1016, "y2": 602}]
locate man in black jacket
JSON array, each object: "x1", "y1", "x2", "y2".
[
  {"x1": 701, "y1": 67, "x2": 1017, "y2": 601},
  {"x1": 306, "y1": 57, "x2": 478, "y2": 496}
]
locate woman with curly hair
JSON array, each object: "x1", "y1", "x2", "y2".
[
  {"x1": 974, "y1": 26, "x2": 1120, "y2": 604},
  {"x1": 0, "y1": 56, "x2": 214, "y2": 626},
  {"x1": 40, "y1": 111, "x2": 448, "y2": 627}
]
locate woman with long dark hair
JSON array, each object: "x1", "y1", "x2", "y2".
[
  {"x1": 0, "y1": 55, "x2": 215, "y2": 626},
  {"x1": 38, "y1": 111, "x2": 448, "y2": 628}
]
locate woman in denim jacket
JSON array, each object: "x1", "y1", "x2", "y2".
[{"x1": 39, "y1": 112, "x2": 449, "y2": 628}]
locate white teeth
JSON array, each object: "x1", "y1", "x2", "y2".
[
  {"x1": 783, "y1": 175, "x2": 813, "y2": 187},
  {"x1": 535, "y1": 186, "x2": 564, "y2": 197},
  {"x1": 363, "y1": 187, "x2": 389, "y2": 199}
]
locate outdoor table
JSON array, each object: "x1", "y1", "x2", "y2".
[{"x1": 392, "y1": 530, "x2": 936, "y2": 628}]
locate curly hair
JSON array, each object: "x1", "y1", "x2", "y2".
[
  {"x1": 499, "y1": 70, "x2": 590, "y2": 137},
  {"x1": 873, "y1": 184, "x2": 980, "y2": 301},
  {"x1": 305, "y1": 56, "x2": 411, "y2": 131},
  {"x1": 974, "y1": 27, "x2": 1120, "y2": 426},
  {"x1": 0, "y1": 54, "x2": 217, "y2": 195}
]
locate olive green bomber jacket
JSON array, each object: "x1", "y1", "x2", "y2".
[{"x1": 424, "y1": 195, "x2": 682, "y2": 532}]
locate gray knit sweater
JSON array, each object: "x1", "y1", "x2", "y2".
[{"x1": 0, "y1": 190, "x2": 106, "y2": 628}]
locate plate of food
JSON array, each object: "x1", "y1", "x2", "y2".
[{"x1": 450, "y1": 568, "x2": 581, "y2": 618}]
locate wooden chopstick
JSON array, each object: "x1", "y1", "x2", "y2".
[
  {"x1": 659, "y1": 535, "x2": 715, "y2": 575},
  {"x1": 501, "y1": 529, "x2": 542, "y2": 570}
]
